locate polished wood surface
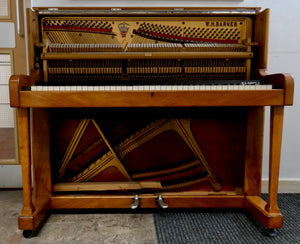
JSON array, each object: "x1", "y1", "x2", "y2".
[
  {"x1": 18, "y1": 90, "x2": 286, "y2": 107},
  {"x1": 253, "y1": 9, "x2": 270, "y2": 69},
  {"x1": 243, "y1": 107, "x2": 264, "y2": 196},
  {"x1": 53, "y1": 181, "x2": 162, "y2": 192},
  {"x1": 16, "y1": 108, "x2": 35, "y2": 216},
  {"x1": 265, "y1": 106, "x2": 284, "y2": 214},
  {"x1": 9, "y1": 7, "x2": 294, "y2": 234},
  {"x1": 31, "y1": 109, "x2": 52, "y2": 201},
  {"x1": 50, "y1": 194, "x2": 246, "y2": 209},
  {"x1": 258, "y1": 69, "x2": 294, "y2": 105}
]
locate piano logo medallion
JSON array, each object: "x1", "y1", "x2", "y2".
[{"x1": 118, "y1": 22, "x2": 130, "y2": 37}]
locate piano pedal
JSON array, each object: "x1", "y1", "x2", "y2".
[
  {"x1": 156, "y1": 194, "x2": 168, "y2": 209},
  {"x1": 130, "y1": 194, "x2": 140, "y2": 210}
]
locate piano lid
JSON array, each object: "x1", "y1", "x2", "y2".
[{"x1": 34, "y1": 7, "x2": 260, "y2": 16}]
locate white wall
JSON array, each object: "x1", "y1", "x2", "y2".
[{"x1": 1, "y1": 0, "x2": 299, "y2": 187}]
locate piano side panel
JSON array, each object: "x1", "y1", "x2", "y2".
[
  {"x1": 258, "y1": 70, "x2": 294, "y2": 105},
  {"x1": 31, "y1": 108, "x2": 52, "y2": 200},
  {"x1": 28, "y1": 108, "x2": 51, "y2": 231},
  {"x1": 27, "y1": 9, "x2": 40, "y2": 75},
  {"x1": 254, "y1": 8, "x2": 270, "y2": 70},
  {"x1": 244, "y1": 107, "x2": 264, "y2": 196}
]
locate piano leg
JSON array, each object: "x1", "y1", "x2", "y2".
[
  {"x1": 265, "y1": 106, "x2": 284, "y2": 214},
  {"x1": 17, "y1": 108, "x2": 35, "y2": 225},
  {"x1": 246, "y1": 105, "x2": 284, "y2": 233},
  {"x1": 17, "y1": 108, "x2": 51, "y2": 237}
]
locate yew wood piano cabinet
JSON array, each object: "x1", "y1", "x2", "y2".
[{"x1": 9, "y1": 7, "x2": 294, "y2": 238}]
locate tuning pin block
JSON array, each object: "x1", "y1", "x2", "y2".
[{"x1": 156, "y1": 194, "x2": 168, "y2": 209}]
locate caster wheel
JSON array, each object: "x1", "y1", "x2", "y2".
[
  {"x1": 266, "y1": 228, "x2": 278, "y2": 237},
  {"x1": 23, "y1": 230, "x2": 33, "y2": 238}
]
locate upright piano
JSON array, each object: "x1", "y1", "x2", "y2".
[{"x1": 9, "y1": 7, "x2": 294, "y2": 238}]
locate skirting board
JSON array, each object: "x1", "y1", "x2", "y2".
[
  {"x1": 0, "y1": 167, "x2": 299, "y2": 193},
  {"x1": 0, "y1": 165, "x2": 299, "y2": 192},
  {"x1": 261, "y1": 179, "x2": 300, "y2": 193}
]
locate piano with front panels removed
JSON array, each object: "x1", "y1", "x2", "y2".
[{"x1": 9, "y1": 7, "x2": 294, "y2": 238}]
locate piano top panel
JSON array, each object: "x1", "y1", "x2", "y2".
[{"x1": 35, "y1": 8, "x2": 261, "y2": 16}]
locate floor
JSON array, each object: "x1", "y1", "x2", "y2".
[
  {"x1": 0, "y1": 190, "x2": 157, "y2": 244},
  {"x1": 2, "y1": 190, "x2": 299, "y2": 244}
]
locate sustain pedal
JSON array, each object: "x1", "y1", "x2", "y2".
[{"x1": 156, "y1": 194, "x2": 168, "y2": 209}]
